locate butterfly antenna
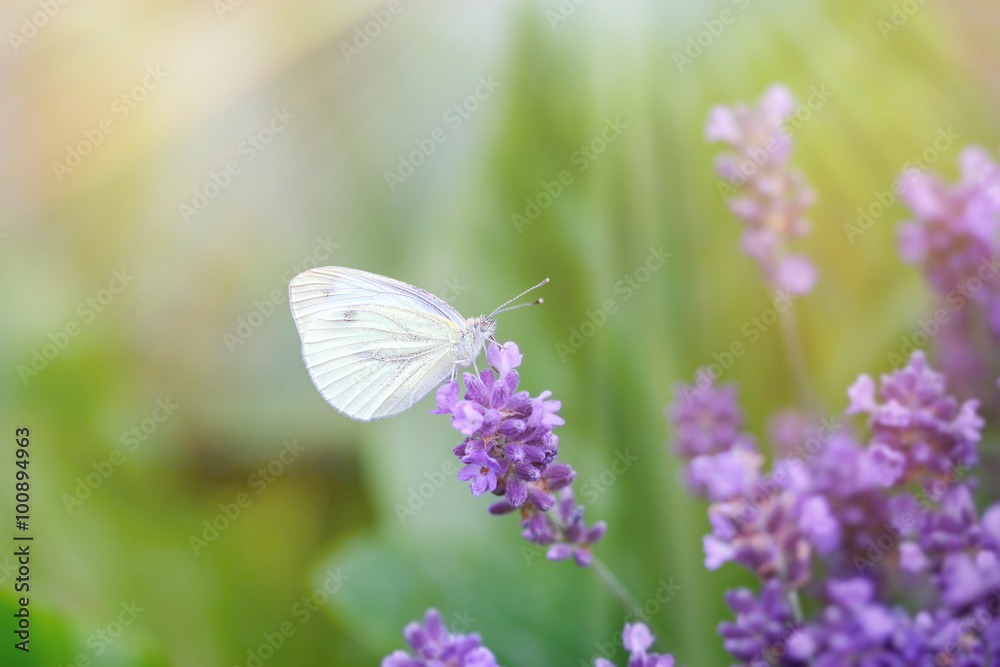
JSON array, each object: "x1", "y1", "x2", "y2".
[{"x1": 488, "y1": 278, "x2": 549, "y2": 318}]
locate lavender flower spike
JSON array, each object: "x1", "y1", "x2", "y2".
[
  {"x1": 382, "y1": 608, "x2": 502, "y2": 667},
  {"x1": 706, "y1": 84, "x2": 817, "y2": 294},
  {"x1": 433, "y1": 340, "x2": 601, "y2": 565}
]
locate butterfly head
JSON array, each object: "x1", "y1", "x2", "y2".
[
  {"x1": 469, "y1": 315, "x2": 497, "y2": 343},
  {"x1": 467, "y1": 278, "x2": 549, "y2": 355}
]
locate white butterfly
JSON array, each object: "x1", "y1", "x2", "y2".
[{"x1": 289, "y1": 267, "x2": 546, "y2": 421}]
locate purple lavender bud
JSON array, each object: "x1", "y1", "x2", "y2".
[
  {"x1": 846, "y1": 374, "x2": 878, "y2": 415},
  {"x1": 899, "y1": 542, "x2": 929, "y2": 574},
  {"x1": 463, "y1": 647, "x2": 500, "y2": 667},
  {"x1": 514, "y1": 463, "x2": 541, "y2": 482},
  {"x1": 622, "y1": 623, "x2": 654, "y2": 653},
  {"x1": 529, "y1": 391, "x2": 564, "y2": 429},
  {"x1": 542, "y1": 463, "x2": 576, "y2": 491},
  {"x1": 503, "y1": 442, "x2": 526, "y2": 462},
  {"x1": 461, "y1": 372, "x2": 491, "y2": 407},
  {"x1": 546, "y1": 543, "x2": 573, "y2": 561},
  {"x1": 527, "y1": 485, "x2": 555, "y2": 511},
  {"x1": 381, "y1": 652, "x2": 423, "y2": 667},
  {"x1": 585, "y1": 521, "x2": 607, "y2": 544},
  {"x1": 594, "y1": 622, "x2": 675, "y2": 667},
  {"x1": 798, "y1": 495, "x2": 840, "y2": 554},
  {"x1": 429, "y1": 379, "x2": 460, "y2": 415},
  {"x1": 478, "y1": 408, "x2": 502, "y2": 436},
  {"x1": 486, "y1": 341, "x2": 523, "y2": 377},
  {"x1": 497, "y1": 418, "x2": 526, "y2": 439},
  {"x1": 488, "y1": 501, "x2": 517, "y2": 515},
  {"x1": 521, "y1": 510, "x2": 556, "y2": 544},
  {"x1": 775, "y1": 253, "x2": 816, "y2": 294},
  {"x1": 520, "y1": 445, "x2": 547, "y2": 463},
  {"x1": 505, "y1": 476, "x2": 527, "y2": 507},
  {"x1": 504, "y1": 392, "x2": 532, "y2": 417},
  {"x1": 452, "y1": 401, "x2": 485, "y2": 436},
  {"x1": 686, "y1": 444, "x2": 762, "y2": 501}
]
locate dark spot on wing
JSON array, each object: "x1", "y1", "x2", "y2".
[{"x1": 343, "y1": 309, "x2": 357, "y2": 322}]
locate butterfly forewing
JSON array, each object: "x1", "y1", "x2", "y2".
[
  {"x1": 289, "y1": 267, "x2": 466, "y2": 334},
  {"x1": 290, "y1": 267, "x2": 468, "y2": 420}
]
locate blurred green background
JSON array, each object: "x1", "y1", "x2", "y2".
[{"x1": 2, "y1": 0, "x2": 1000, "y2": 664}]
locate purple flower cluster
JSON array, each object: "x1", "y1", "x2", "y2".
[
  {"x1": 705, "y1": 84, "x2": 817, "y2": 295},
  {"x1": 846, "y1": 350, "x2": 982, "y2": 482},
  {"x1": 668, "y1": 349, "x2": 1000, "y2": 664},
  {"x1": 432, "y1": 341, "x2": 604, "y2": 566},
  {"x1": 382, "y1": 609, "x2": 501, "y2": 667},
  {"x1": 895, "y1": 146, "x2": 1000, "y2": 406},
  {"x1": 668, "y1": 373, "x2": 828, "y2": 585},
  {"x1": 594, "y1": 623, "x2": 675, "y2": 667},
  {"x1": 897, "y1": 146, "x2": 1000, "y2": 314}
]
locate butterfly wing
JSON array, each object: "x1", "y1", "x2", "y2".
[{"x1": 289, "y1": 267, "x2": 467, "y2": 420}]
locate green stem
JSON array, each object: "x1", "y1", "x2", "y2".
[
  {"x1": 590, "y1": 555, "x2": 640, "y2": 612},
  {"x1": 778, "y1": 304, "x2": 818, "y2": 413},
  {"x1": 787, "y1": 588, "x2": 804, "y2": 624},
  {"x1": 589, "y1": 556, "x2": 679, "y2": 658}
]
